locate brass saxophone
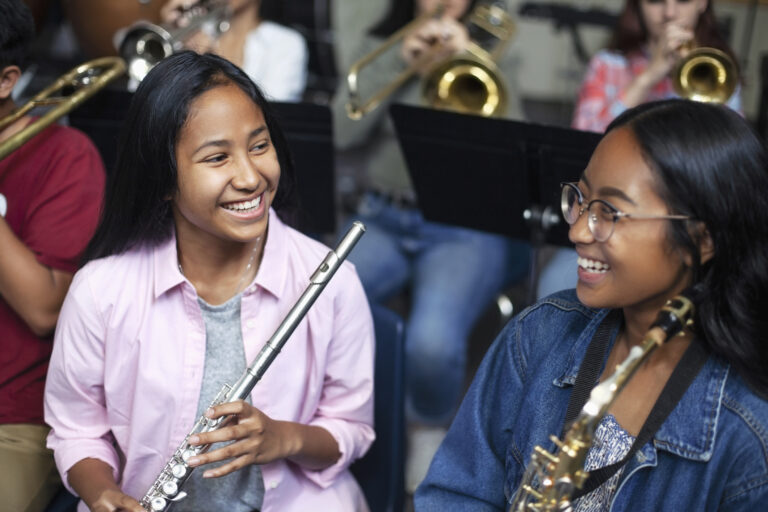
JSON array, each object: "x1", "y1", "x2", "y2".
[
  {"x1": 509, "y1": 295, "x2": 695, "y2": 512},
  {"x1": 139, "y1": 222, "x2": 366, "y2": 511}
]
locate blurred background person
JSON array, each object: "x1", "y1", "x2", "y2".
[
  {"x1": 332, "y1": 0, "x2": 530, "y2": 495},
  {"x1": 573, "y1": 0, "x2": 740, "y2": 133},
  {"x1": 0, "y1": 0, "x2": 105, "y2": 510},
  {"x1": 159, "y1": 0, "x2": 308, "y2": 101}
]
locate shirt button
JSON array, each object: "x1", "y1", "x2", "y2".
[
  {"x1": 246, "y1": 319, "x2": 256, "y2": 329},
  {"x1": 636, "y1": 452, "x2": 646, "y2": 463},
  {"x1": 270, "y1": 481, "x2": 278, "y2": 489}
]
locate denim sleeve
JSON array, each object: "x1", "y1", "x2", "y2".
[
  {"x1": 719, "y1": 480, "x2": 768, "y2": 510},
  {"x1": 414, "y1": 317, "x2": 525, "y2": 511}
]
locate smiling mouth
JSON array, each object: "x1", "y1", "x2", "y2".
[
  {"x1": 222, "y1": 194, "x2": 262, "y2": 212},
  {"x1": 578, "y1": 256, "x2": 611, "y2": 273}
]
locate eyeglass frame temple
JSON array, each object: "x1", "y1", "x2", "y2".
[{"x1": 560, "y1": 181, "x2": 690, "y2": 223}]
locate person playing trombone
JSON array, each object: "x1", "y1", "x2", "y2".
[
  {"x1": 0, "y1": 1, "x2": 106, "y2": 509},
  {"x1": 333, "y1": 0, "x2": 530, "y2": 494}
]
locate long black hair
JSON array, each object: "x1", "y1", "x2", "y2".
[
  {"x1": 83, "y1": 51, "x2": 298, "y2": 263},
  {"x1": 607, "y1": 99, "x2": 768, "y2": 396}
]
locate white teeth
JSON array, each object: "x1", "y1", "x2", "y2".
[
  {"x1": 224, "y1": 195, "x2": 261, "y2": 212},
  {"x1": 578, "y1": 256, "x2": 610, "y2": 273}
]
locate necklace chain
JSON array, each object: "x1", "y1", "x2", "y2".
[{"x1": 178, "y1": 242, "x2": 260, "y2": 295}]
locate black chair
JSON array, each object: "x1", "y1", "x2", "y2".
[{"x1": 351, "y1": 304, "x2": 407, "y2": 512}]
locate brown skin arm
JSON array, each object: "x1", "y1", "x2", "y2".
[
  {"x1": 68, "y1": 458, "x2": 145, "y2": 512},
  {"x1": 0, "y1": 217, "x2": 74, "y2": 336},
  {"x1": 0, "y1": 65, "x2": 74, "y2": 337},
  {"x1": 185, "y1": 400, "x2": 341, "y2": 478}
]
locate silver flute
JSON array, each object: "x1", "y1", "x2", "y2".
[{"x1": 140, "y1": 222, "x2": 366, "y2": 511}]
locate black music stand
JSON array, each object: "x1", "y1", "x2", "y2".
[
  {"x1": 389, "y1": 103, "x2": 601, "y2": 302},
  {"x1": 68, "y1": 90, "x2": 337, "y2": 234}
]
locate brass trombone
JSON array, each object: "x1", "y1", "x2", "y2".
[
  {"x1": 673, "y1": 46, "x2": 738, "y2": 104},
  {"x1": 0, "y1": 56, "x2": 126, "y2": 161},
  {"x1": 345, "y1": 3, "x2": 516, "y2": 120}
]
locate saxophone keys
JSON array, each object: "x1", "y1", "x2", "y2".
[
  {"x1": 522, "y1": 484, "x2": 542, "y2": 500},
  {"x1": 533, "y1": 445, "x2": 559, "y2": 465}
]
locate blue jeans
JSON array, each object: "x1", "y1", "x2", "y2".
[{"x1": 345, "y1": 193, "x2": 530, "y2": 425}]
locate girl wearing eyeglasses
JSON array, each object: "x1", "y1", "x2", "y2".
[{"x1": 415, "y1": 99, "x2": 768, "y2": 511}]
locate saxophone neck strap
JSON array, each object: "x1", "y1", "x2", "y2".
[{"x1": 564, "y1": 309, "x2": 709, "y2": 501}]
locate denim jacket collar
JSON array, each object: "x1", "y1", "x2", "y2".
[{"x1": 552, "y1": 307, "x2": 727, "y2": 463}]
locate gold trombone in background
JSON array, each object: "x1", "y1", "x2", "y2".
[
  {"x1": 345, "y1": 2, "x2": 516, "y2": 120},
  {"x1": 0, "y1": 56, "x2": 126, "y2": 161}
]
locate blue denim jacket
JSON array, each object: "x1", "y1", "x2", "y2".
[{"x1": 415, "y1": 290, "x2": 768, "y2": 511}]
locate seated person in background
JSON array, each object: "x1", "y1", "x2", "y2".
[
  {"x1": 537, "y1": 0, "x2": 741, "y2": 299},
  {"x1": 573, "y1": 0, "x2": 740, "y2": 133},
  {"x1": 416, "y1": 99, "x2": 768, "y2": 510},
  {"x1": 332, "y1": 0, "x2": 530, "y2": 494},
  {"x1": 44, "y1": 51, "x2": 374, "y2": 512},
  {"x1": 0, "y1": 0, "x2": 106, "y2": 510},
  {"x1": 160, "y1": 0, "x2": 308, "y2": 101}
]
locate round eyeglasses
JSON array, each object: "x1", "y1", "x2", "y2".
[{"x1": 560, "y1": 182, "x2": 691, "y2": 242}]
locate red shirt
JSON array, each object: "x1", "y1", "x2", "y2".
[{"x1": 0, "y1": 121, "x2": 105, "y2": 424}]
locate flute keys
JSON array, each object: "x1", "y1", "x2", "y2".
[
  {"x1": 181, "y1": 448, "x2": 196, "y2": 462},
  {"x1": 150, "y1": 496, "x2": 167, "y2": 511},
  {"x1": 161, "y1": 481, "x2": 179, "y2": 496},
  {"x1": 171, "y1": 463, "x2": 187, "y2": 478}
]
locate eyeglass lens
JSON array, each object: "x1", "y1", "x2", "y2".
[{"x1": 561, "y1": 184, "x2": 615, "y2": 242}]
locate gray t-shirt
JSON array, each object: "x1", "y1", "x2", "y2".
[{"x1": 172, "y1": 293, "x2": 265, "y2": 512}]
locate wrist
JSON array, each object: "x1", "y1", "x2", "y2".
[
  {"x1": 634, "y1": 70, "x2": 658, "y2": 90},
  {"x1": 277, "y1": 420, "x2": 304, "y2": 459}
]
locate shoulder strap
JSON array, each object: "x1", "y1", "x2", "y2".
[
  {"x1": 571, "y1": 337, "x2": 709, "y2": 500},
  {"x1": 563, "y1": 309, "x2": 622, "y2": 431}
]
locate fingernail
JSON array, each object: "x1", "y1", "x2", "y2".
[
  {"x1": 187, "y1": 456, "x2": 199, "y2": 465},
  {"x1": 203, "y1": 471, "x2": 213, "y2": 478},
  {"x1": 189, "y1": 435, "x2": 200, "y2": 444},
  {"x1": 205, "y1": 408, "x2": 214, "y2": 418}
]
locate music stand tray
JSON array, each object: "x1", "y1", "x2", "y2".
[{"x1": 389, "y1": 103, "x2": 601, "y2": 248}]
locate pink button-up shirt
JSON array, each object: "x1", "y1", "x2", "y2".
[{"x1": 45, "y1": 211, "x2": 375, "y2": 511}]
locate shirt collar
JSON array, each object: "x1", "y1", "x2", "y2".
[
  {"x1": 151, "y1": 208, "x2": 288, "y2": 300},
  {"x1": 555, "y1": 308, "x2": 618, "y2": 387},
  {"x1": 653, "y1": 357, "x2": 726, "y2": 461},
  {"x1": 153, "y1": 234, "x2": 185, "y2": 298}
]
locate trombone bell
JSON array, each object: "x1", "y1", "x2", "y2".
[
  {"x1": 345, "y1": 3, "x2": 516, "y2": 119},
  {"x1": 421, "y1": 51, "x2": 507, "y2": 117}
]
